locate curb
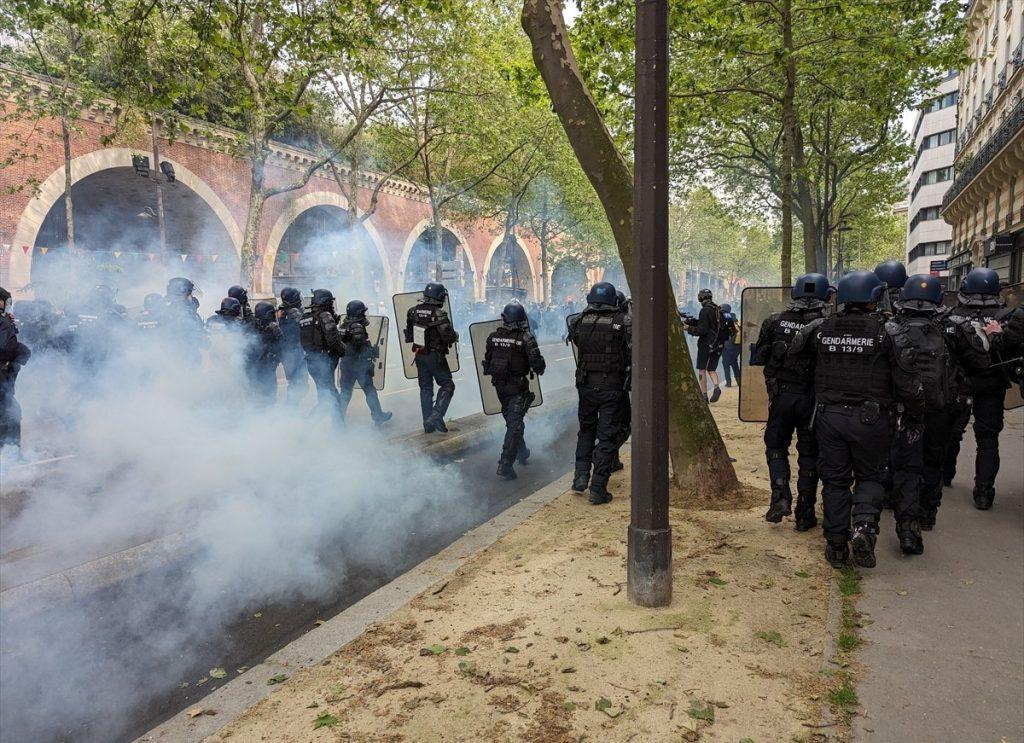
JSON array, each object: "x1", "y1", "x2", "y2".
[{"x1": 137, "y1": 471, "x2": 576, "y2": 742}]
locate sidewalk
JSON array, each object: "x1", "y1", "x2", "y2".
[{"x1": 205, "y1": 388, "x2": 841, "y2": 742}]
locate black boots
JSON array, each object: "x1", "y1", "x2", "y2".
[
  {"x1": 897, "y1": 521, "x2": 924, "y2": 555},
  {"x1": 610, "y1": 455, "x2": 624, "y2": 472},
  {"x1": 973, "y1": 484, "x2": 995, "y2": 511},
  {"x1": 572, "y1": 471, "x2": 590, "y2": 492},
  {"x1": 496, "y1": 462, "x2": 517, "y2": 481},
  {"x1": 588, "y1": 484, "x2": 613, "y2": 505},
  {"x1": 764, "y1": 482, "x2": 793, "y2": 523},
  {"x1": 849, "y1": 523, "x2": 877, "y2": 569},
  {"x1": 517, "y1": 446, "x2": 531, "y2": 465},
  {"x1": 825, "y1": 540, "x2": 849, "y2": 569},
  {"x1": 793, "y1": 496, "x2": 817, "y2": 532},
  {"x1": 919, "y1": 507, "x2": 937, "y2": 531}
]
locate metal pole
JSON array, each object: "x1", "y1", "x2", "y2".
[{"x1": 628, "y1": 0, "x2": 672, "y2": 607}]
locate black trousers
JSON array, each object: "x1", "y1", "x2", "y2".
[
  {"x1": 0, "y1": 382, "x2": 22, "y2": 449},
  {"x1": 415, "y1": 351, "x2": 455, "y2": 424},
  {"x1": 972, "y1": 387, "x2": 1006, "y2": 488},
  {"x1": 816, "y1": 405, "x2": 892, "y2": 542},
  {"x1": 281, "y1": 346, "x2": 307, "y2": 405},
  {"x1": 722, "y1": 343, "x2": 741, "y2": 385},
  {"x1": 920, "y1": 408, "x2": 953, "y2": 513},
  {"x1": 575, "y1": 386, "x2": 625, "y2": 489},
  {"x1": 497, "y1": 384, "x2": 534, "y2": 466},
  {"x1": 763, "y1": 389, "x2": 818, "y2": 501},
  {"x1": 890, "y1": 419, "x2": 922, "y2": 524},
  {"x1": 942, "y1": 398, "x2": 971, "y2": 483},
  {"x1": 246, "y1": 360, "x2": 279, "y2": 405},
  {"x1": 339, "y1": 355, "x2": 386, "y2": 423},
  {"x1": 305, "y1": 351, "x2": 342, "y2": 421}
]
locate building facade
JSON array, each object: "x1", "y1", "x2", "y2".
[
  {"x1": 906, "y1": 73, "x2": 958, "y2": 278},
  {"x1": 942, "y1": 0, "x2": 1024, "y2": 288}
]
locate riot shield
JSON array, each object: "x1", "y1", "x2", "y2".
[
  {"x1": 368, "y1": 315, "x2": 389, "y2": 391},
  {"x1": 565, "y1": 312, "x2": 581, "y2": 365},
  {"x1": 1001, "y1": 283, "x2": 1022, "y2": 411},
  {"x1": 739, "y1": 287, "x2": 791, "y2": 422},
  {"x1": 468, "y1": 320, "x2": 544, "y2": 415},
  {"x1": 392, "y1": 292, "x2": 460, "y2": 380}
]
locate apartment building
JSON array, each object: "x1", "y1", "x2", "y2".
[
  {"x1": 906, "y1": 73, "x2": 958, "y2": 278},
  {"x1": 942, "y1": 0, "x2": 1024, "y2": 288}
]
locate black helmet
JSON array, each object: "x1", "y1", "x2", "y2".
[
  {"x1": 219, "y1": 297, "x2": 242, "y2": 317},
  {"x1": 345, "y1": 299, "x2": 368, "y2": 318},
  {"x1": 0, "y1": 286, "x2": 10, "y2": 303},
  {"x1": 791, "y1": 273, "x2": 830, "y2": 301},
  {"x1": 167, "y1": 277, "x2": 194, "y2": 297},
  {"x1": 280, "y1": 287, "x2": 302, "y2": 308},
  {"x1": 143, "y1": 293, "x2": 164, "y2": 312},
  {"x1": 961, "y1": 267, "x2": 1000, "y2": 296},
  {"x1": 899, "y1": 274, "x2": 942, "y2": 304},
  {"x1": 254, "y1": 301, "x2": 276, "y2": 323},
  {"x1": 311, "y1": 288, "x2": 335, "y2": 307},
  {"x1": 874, "y1": 261, "x2": 908, "y2": 289},
  {"x1": 615, "y1": 290, "x2": 627, "y2": 309},
  {"x1": 228, "y1": 285, "x2": 249, "y2": 304},
  {"x1": 836, "y1": 270, "x2": 884, "y2": 305},
  {"x1": 423, "y1": 282, "x2": 448, "y2": 302},
  {"x1": 91, "y1": 284, "x2": 116, "y2": 306},
  {"x1": 721, "y1": 303, "x2": 732, "y2": 313},
  {"x1": 501, "y1": 302, "x2": 527, "y2": 325},
  {"x1": 698, "y1": 288, "x2": 713, "y2": 303},
  {"x1": 587, "y1": 282, "x2": 617, "y2": 306}
]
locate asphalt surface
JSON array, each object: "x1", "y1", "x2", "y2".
[{"x1": 854, "y1": 407, "x2": 1024, "y2": 742}]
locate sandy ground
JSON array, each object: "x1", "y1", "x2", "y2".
[{"x1": 208, "y1": 387, "x2": 837, "y2": 742}]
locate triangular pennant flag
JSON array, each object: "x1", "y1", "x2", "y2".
[
  {"x1": 114, "y1": 251, "x2": 122, "y2": 259},
  {"x1": 147, "y1": 253, "x2": 156, "y2": 261},
  {"x1": 40, "y1": 247, "x2": 49, "y2": 254},
  {"x1": 279, "y1": 253, "x2": 287, "y2": 263},
  {"x1": 22, "y1": 245, "x2": 30, "y2": 254},
  {"x1": 210, "y1": 254, "x2": 220, "y2": 263},
  {"x1": 180, "y1": 253, "x2": 188, "y2": 262}
]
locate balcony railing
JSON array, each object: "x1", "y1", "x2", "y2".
[
  {"x1": 997, "y1": 70, "x2": 1007, "y2": 93},
  {"x1": 943, "y1": 96, "x2": 1024, "y2": 211}
]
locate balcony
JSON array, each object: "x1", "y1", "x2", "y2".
[
  {"x1": 997, "y1": 70, "x2": 1007, "y2": 93},
  {"x1": 943, "y1": 96, "x2": 1024, "y2": 211}
]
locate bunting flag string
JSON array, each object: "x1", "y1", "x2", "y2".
[
  {"x1": 113, "y1": 251, "x2": 122, "y2": 259},
  {"x1": 210, "y1": 254, "x2": 220, "y2": 263},
  {"x1": 39, "y1": 247, "x2": 49, "y2": 254},
  {"x1": 179, "y1": 253, "x2": 188, "y2": 262},
  {"x1": 22, "y1": 245, "x2": 30, "y2": 254}
]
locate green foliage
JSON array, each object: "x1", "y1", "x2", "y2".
[
  {"x1": 754, "y1": 630, "x2": 785, "y2": 647},
  {"x1": 838, "y1": 568, "x2": 862, "y2": 597}
]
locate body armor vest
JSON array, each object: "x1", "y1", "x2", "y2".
[
  {"x1": 764, "y1": 308, "x2": 822, "y2": 386},
  {"x1": 410, "y1": 303, "x2": 456, "y2": 352},
  {"x1": 299, "y1": 309, "x2": 327, "y2": 352},
  {"x1": 343, "y1": 318, "x2": 369, "y2": 351},
  {"x1": 948, "y1": 302, "x2": 1006, "y2": 391},
  {"x1": 486, "y1": 327, "x2": 530, "y2": 382},
  {"x1": 576, "y1": 310, "x2": 628, "y2": 377},
  {"x1": 814, "y1": 313, "x2": 892, "y2": 405},
  {"x1": 279, "y1": 307, "x2": 302, "y2": 346}
]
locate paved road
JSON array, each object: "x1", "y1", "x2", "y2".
[{"x1": 855, "y1": 408, "x2": 1024, "y2": 742}]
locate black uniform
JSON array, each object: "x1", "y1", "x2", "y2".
[
  {"x1": 0, "y1": 311, "x2": 31, "y2": 450},
  {"x1": 338, "y1": 315, "x2": 388, "y2": 424},
  {"x1": 300, "y1": 305, "x2": 346, "y2": 420},
  {"x1": 277, "y1": 304, "x2": 307, "y2": 405},
  {"x1": 404, "y1": 300, "x2": 458, "y2": 431},
  {"x1": 692, "y1": 300, "x2": 725, "y2": 371},
  {"x1": 247, "y1": 318, "x2": 283, "y2": 404},
  {"x1": 791, "y1": 308, "x2": 923, "y2": 561},
  {"x1": 752, "y1": 300, "x2": 826, "y2": 528},
  {"x1": 163, "y1": 296, "x2": 208, "y2": 365},
  {"x1": 722, "y1": 313, "x2": 741, "y2": 386},
  {"x1": 946, "y1": 297, "x2": 1011, "y2": 502},
  {"x1": 484, "y1": 323, "x2": 546, "y2": 473},
  {"x1": 569, "y1": 304, "x2": 630, "y2": 500}
]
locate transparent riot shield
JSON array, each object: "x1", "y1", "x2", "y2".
[
  {"x1": 1001, "y1": 283, "x2": 1022, "y2": 410},
  {"x1": 392, "y1": 292, "x2": 460, "y2": 380},
  {"x1": 565, "y1": 312, "x2": 581, "y2": 365},
  {"x1": 367, "y1": 315, "x2": 388, "y2": 391},
  {"x1": 738, "y1": 287, "x2": 792, "y2": 423},
  {"x1": 468, "y1": 320, "x2": 544, "y2": 415}
]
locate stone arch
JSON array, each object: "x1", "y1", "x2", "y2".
[
  {"x1": 397, "y1": 218, "x2": 478, "y2": 296},
  {"x1": 9, "y1": 147, "x2": 242, "y2": 291},
  {"x1": 483, "y1": 233, "x2": 539, "y2": 301},
  {"x1": 261, "y1": 191, "x2": 391, "y2": 296}
]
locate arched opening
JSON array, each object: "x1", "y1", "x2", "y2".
[
  {"x1": 550, "y1": 258, "x2": 587, "y2": 305},
  {"x1": 485, "y1": 236, "x2": 533, "y2": 303},
  {"x1": 403, "y1": 226, "x2": 474, "y2": 305},
  {"x1": 272, "y1": 205, "x2": 386, "y2": 304},
  {"x1": 30, "y1": 166, "x2": 238, "y2": 307}
]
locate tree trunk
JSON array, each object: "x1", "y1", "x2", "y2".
[
  {"x1": 779, "y1": 0, "x2": 795, "y2": 285},
  {"x1": 61, "y1": 114, "x2": 75, "y2": 251},
  {"x1": 539, "y1": 221, "x2": 550, "y2": 304},
  {"x1": 151, "y1": 114, "x2": 167, "y2": 260},
  {"x1": 241, "y1": 154, "x2": 267, "y2": 287},
  {"x1": 521, "y1": 0, "x2": 738, "y2": 497}
]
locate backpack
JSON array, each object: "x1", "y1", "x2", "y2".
[{"x1": 889, "y1": 316, "x2": 954, "y2": 410}]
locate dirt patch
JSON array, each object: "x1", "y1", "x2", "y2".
[{"x1": 209, "y1": 387, "x2": 831, "y2": 742}]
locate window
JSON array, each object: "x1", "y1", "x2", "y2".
[
  {"x1": 921, "y1": 91, "x2": 958, "y2": 113},
  {"x1": 911, "y1": 166, "x2": 954, "y2": 199},
  {"x1": 909, "y1": 240, "x2": 953, "y2": 262},
  {"x1": 909, "y1": 205, "x2": 943, "y2": 232},
  {"x1": 920, "y1": 128, "x2": 956, "y2": 150}
]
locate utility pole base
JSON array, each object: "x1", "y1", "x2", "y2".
[{"x1": 627, "y1": 524, "x2": 673, "y2": 607}]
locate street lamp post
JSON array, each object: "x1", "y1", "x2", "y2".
[{"x1": 628, "y1": 0, "x2": 672, "y2": 608}]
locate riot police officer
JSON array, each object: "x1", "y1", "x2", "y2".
[
  {"x1": 0, "y1": 286, "x2": 31, "y2": 452},
  {"x1": 247, "y1": 301, "x2": 283, "y2": 404},
  {"x1": 338, "y1": 299, "x2": 392, "y2": 425},
  {"x1": 568, "y1": 282, "x2": 630, "y2": 505},
  {"x1": 164, "y1": 277, "x2": 207, "y2": 360},
  {"x1": 277, "y1": 287, "x2": 307, "y2": 405},
  {"x1": 611, "y1": 290, "x2": 632, "y2": 472},
  {"x1": 484, "y1": 302, "x2": 546, "y2": 480},
  {"x1": 720, "y1": 303, "x2": 741, "y2": 387},
  {"x1": 946, "y1": 268, "x2": 1012, "y2": 510},
  {"x1": 874, "y1": 260, "x2": 908, "y2": 315},
  {"x1": 404, "y1": 283, "x2": 458, "y2": 433},
  {"x1": 688, "y1": 288, "x2": 726, "y2": 402},
  {"x1": 137, "y1": 293, "x2": 166, "y2": 334},
  {"x1": 888, "y1": 275, "x2": 990, "y2": 549},
  {"x1": 228, "y1": 285, "x2": 254, "y2": 324},
  {"x1": 752, "y1": 272, "x2": 830, "y2": 530},
  {"x1": 206, "y1": 297, "x2": 245, "y2": 332},
  {"x1": 300, "y1": 289, "x2": 346, "y2": 421},
  {"x1": 790, "y1": 270, "x2": 923, "y2": 569}
]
